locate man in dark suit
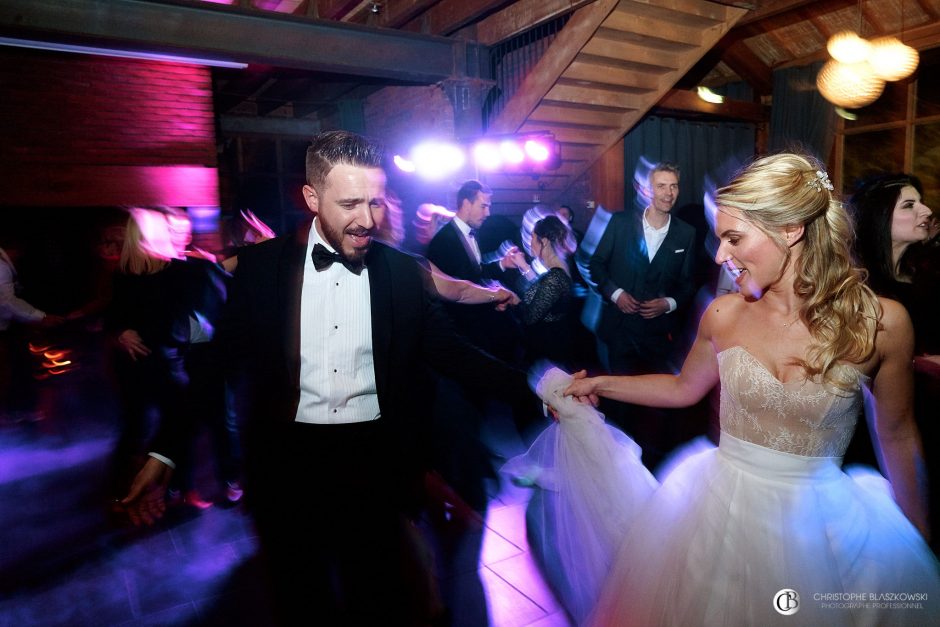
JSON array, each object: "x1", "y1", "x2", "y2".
[
  {"x1": 424, "y1": 180, "x2": 525, "y2": 519},
  {"x1": 587, "y1": 162, "x2": 696, "y2": 466},
  {"x1": 588, "y1": 162, "x2": 695, "y2": 375},
  {"x1": 426, "y1": 179, "x2": 516, "y2": 355},
  {"x1": 121, "y1": 131, "x2": 526, "y2": 625}
]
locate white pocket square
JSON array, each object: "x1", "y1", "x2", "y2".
[{"x1": 674, "y1": 248, "x2": 685, "y2": 253}]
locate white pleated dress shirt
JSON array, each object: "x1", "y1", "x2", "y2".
[{"x1": 295, "y1": 219, "x2": 380, "y2": 424}]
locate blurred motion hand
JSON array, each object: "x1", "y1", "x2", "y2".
[
  {"x1": 120, "y1": 457, "x2": 173, "y2": 526},
  {"x1": 492, "y1": 286, "x2": 520, "y2": 311},
  {"x1": 118, "y1": 329, "x2": 151, "y2": 361}
]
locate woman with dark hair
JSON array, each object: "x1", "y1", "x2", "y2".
[
  {"x1": 851, "y1": 173, "x2": 940, "y2": 547},
  {"x1": 505, "y1": 215, "x2": 575, "y2": 367},
  {"x1": 851, "y1": 173, "x2": 937, "y2": 356}
]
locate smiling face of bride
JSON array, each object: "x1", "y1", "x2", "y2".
[{"x1": 713, "y1": 207, "x2": 792, "y2": 300}]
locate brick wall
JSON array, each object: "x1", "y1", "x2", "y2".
[{"x1": 0, "y1": 47, "x2": 219, "y2": 207}]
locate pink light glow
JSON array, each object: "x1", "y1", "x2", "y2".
[
  {"x1": 500, "y1": 140, "x2": 525, "y2": 165},
  {"x1": 473, "y1": 143, "x2": 502, "y2": 171},
  {"x1": 524, "y1": 140, "x2": 550, "y2": 162}
]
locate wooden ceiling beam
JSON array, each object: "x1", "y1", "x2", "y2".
[
  {"x1": 401, "y1": 0, "x2": 514, "y2": 36},
  {"x1": 654, "y1": 88, "x2": 768, "y2": 122},
  {"x1": 735, "y1": 0, "x2": 855, "y2": 39},
  {"x1": 371, "y1": 0, "x2": 444, "y2": 29},
  {"x1": 721, "y1": 40, "x2": 772, "y2": 94},
  {"x1": 316, "y1": 0, "x2": 369, "y2": 20},
  {"x1": 776, "y1": 19, "x2": 940, "y2": 69}
]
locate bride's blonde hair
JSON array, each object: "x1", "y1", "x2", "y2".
[{"x1": 716, "y1": 153, "x2": 880, "y2": 388}]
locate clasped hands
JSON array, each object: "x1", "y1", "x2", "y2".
[{"x1": 616, "y1": 292, "x2": 668, "y2": 319}]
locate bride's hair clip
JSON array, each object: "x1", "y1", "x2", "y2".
[{"x1": 806, "y1": 169, "x2": 834, "y2": 193}]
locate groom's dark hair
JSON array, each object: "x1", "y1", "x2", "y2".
[{"x1": 305, "y1": 130, "x2": 385, "y2": 193}]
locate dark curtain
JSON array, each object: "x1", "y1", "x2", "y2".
[
  {"x1": 769, "y1": 61, "x2": 837, "y2": 162},
  {"x1": 622, "y1": 116, "x2": 756, "y2": 211}
]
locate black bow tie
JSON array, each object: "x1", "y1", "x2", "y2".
[
  {"x1": 468, "y1": 228, "x2": 479, "y2": 239},
  {"x1": 311, "y1": 243, "x2": 362, "y2": 274}
]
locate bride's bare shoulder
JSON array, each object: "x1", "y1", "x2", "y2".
[{"x1": 698, "y1": 293, "x2": 746, "y2": 341}]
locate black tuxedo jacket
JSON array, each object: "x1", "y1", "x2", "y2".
[
  {"x1": 426, "y1": 220, "x2": 514, "y2": 353},
  {"x1": 588, "y1": 209, "x2": 696, "y2": 342},
  {"x1": 189, "y1": 223, "x2": 525, "y2": 496}
]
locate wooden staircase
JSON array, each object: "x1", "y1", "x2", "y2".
[{"x1": 485, "y1": 0, "x2": 747, "y2": 208}]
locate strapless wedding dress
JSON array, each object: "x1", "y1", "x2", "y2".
[
  {"x1": 589, "y1": 346, "x2": 940, "y2": 626},
  {"x1": 505, "y1": 350, "x2": 940, "y2": 625}
]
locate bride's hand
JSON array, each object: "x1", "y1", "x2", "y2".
[{"x1": 564, "y1": 370, "x2": 599, "y2": 406}]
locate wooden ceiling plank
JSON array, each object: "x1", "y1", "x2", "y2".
[
  {"x1": 562, "y1": 59, "x2": 662, "y2": 91},
  {"x1": 374, "y1": 0, "x2": 445, "y2": 29},
  {"x1": 581, "y1": 36, "x2": 682, "y2": 70},
  {"x1": 637, "y1": 0, "x2": 734, "y2": 22},
  {"x1": 489, "y1": 0, "x2": 621, "y2": 134},
  {"x1": 337, "y1": 0, "x2": 374, "y2": 21},
  {"x1": 402, "y1": 0, "x2": 514, "y2": 36},
  {"x1": 316, "y1": 0, "x2": 367, "y2": 20},
  {"x1": 600, "y1": 9, "x2": 704, "y2": 46},
  {"x1": 721, "y1": 40, "x2": 772, "y2": 95},
  {"x1": 545, "y1": 83, "x2": 645, "y2": 109},
  {"x1": 528, "y1": 104, "x2": 625, "y2": 127}
]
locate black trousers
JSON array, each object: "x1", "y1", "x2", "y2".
[{"x1": 248, "y1": 420, "x2": 436, "y2": 627}]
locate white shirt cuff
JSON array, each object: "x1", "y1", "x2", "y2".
[
  {"x1": 610, "y1": 288, "x2": 623, "y2": 303},
  {"x1": 665, "y1": 297, "x2": 677, "y2": 313},
  {"x1": 148, "y1": 451, "x2": 176, "y2": 469}
]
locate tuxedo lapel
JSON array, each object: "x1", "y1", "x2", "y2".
[
  {"x1": 280, "y1": 224, "x2": 309, "y2": 390},
  {"x1": 366, "y1": 245, "x2": 391, "y2": 406}
]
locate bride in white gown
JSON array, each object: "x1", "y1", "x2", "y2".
[{"x1": 549, "y1": 153, "x2": 940, "y2": 625}]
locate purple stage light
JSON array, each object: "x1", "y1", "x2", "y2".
[
  {"x1": 393, "y1": 154, "x2": 416, "y2": 173},
  {"x1": 473, "y1": 142, "x2": 502, "y2": 171},
  {"x1": 524, "y1": 139, "x2": 551, "y2": 162},
  {"x1": 411, "y1": 142, "x2": 465, "y2": 180},
  {"x1": 500, "y1": 140, "x2": 525, "y2": 165}
]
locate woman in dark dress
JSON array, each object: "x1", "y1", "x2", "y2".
[
  {"x1": 505, "y1": 215, "x2": 575, "y2": 367},
  {"x1": 850, "y1": 173, "x2": 940, "y2": 546}
]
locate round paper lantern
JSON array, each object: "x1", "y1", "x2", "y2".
[
  {"x1": 827, "y1": 31, "x2": 872, "y2": 64},
  {"x1": 816, "y1": 59, "x2": 885, "y2": 108},
  {"x1": 868, "y1": 36, "x2": 919, "y2": 81}
]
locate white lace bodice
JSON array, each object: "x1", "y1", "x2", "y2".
[{"x1": 718, "y1": 346, "x2": 867, "y2": 457}]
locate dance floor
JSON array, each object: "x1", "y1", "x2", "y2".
[{"x1": 0, "y1": 332, "x2": 571, "y2": 626}]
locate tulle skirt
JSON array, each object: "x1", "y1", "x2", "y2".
[
  {"x1": 589, "y1": 432, "x2": 940, "y2": 626},
  {"x1": 502, "y1": 418, "x2": 656, "y2": 623}
]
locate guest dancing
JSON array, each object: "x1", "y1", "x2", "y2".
[
  {"x1": 504, "y1": 215, "x2": 575, "y2": 368},
  {"x1": 556, "y1": 154, "x2": 939, "y2": 625}
]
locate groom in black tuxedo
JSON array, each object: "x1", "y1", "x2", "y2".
[{"x1": 121, "y1": 131, "x2": 527, "y2": 625}]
